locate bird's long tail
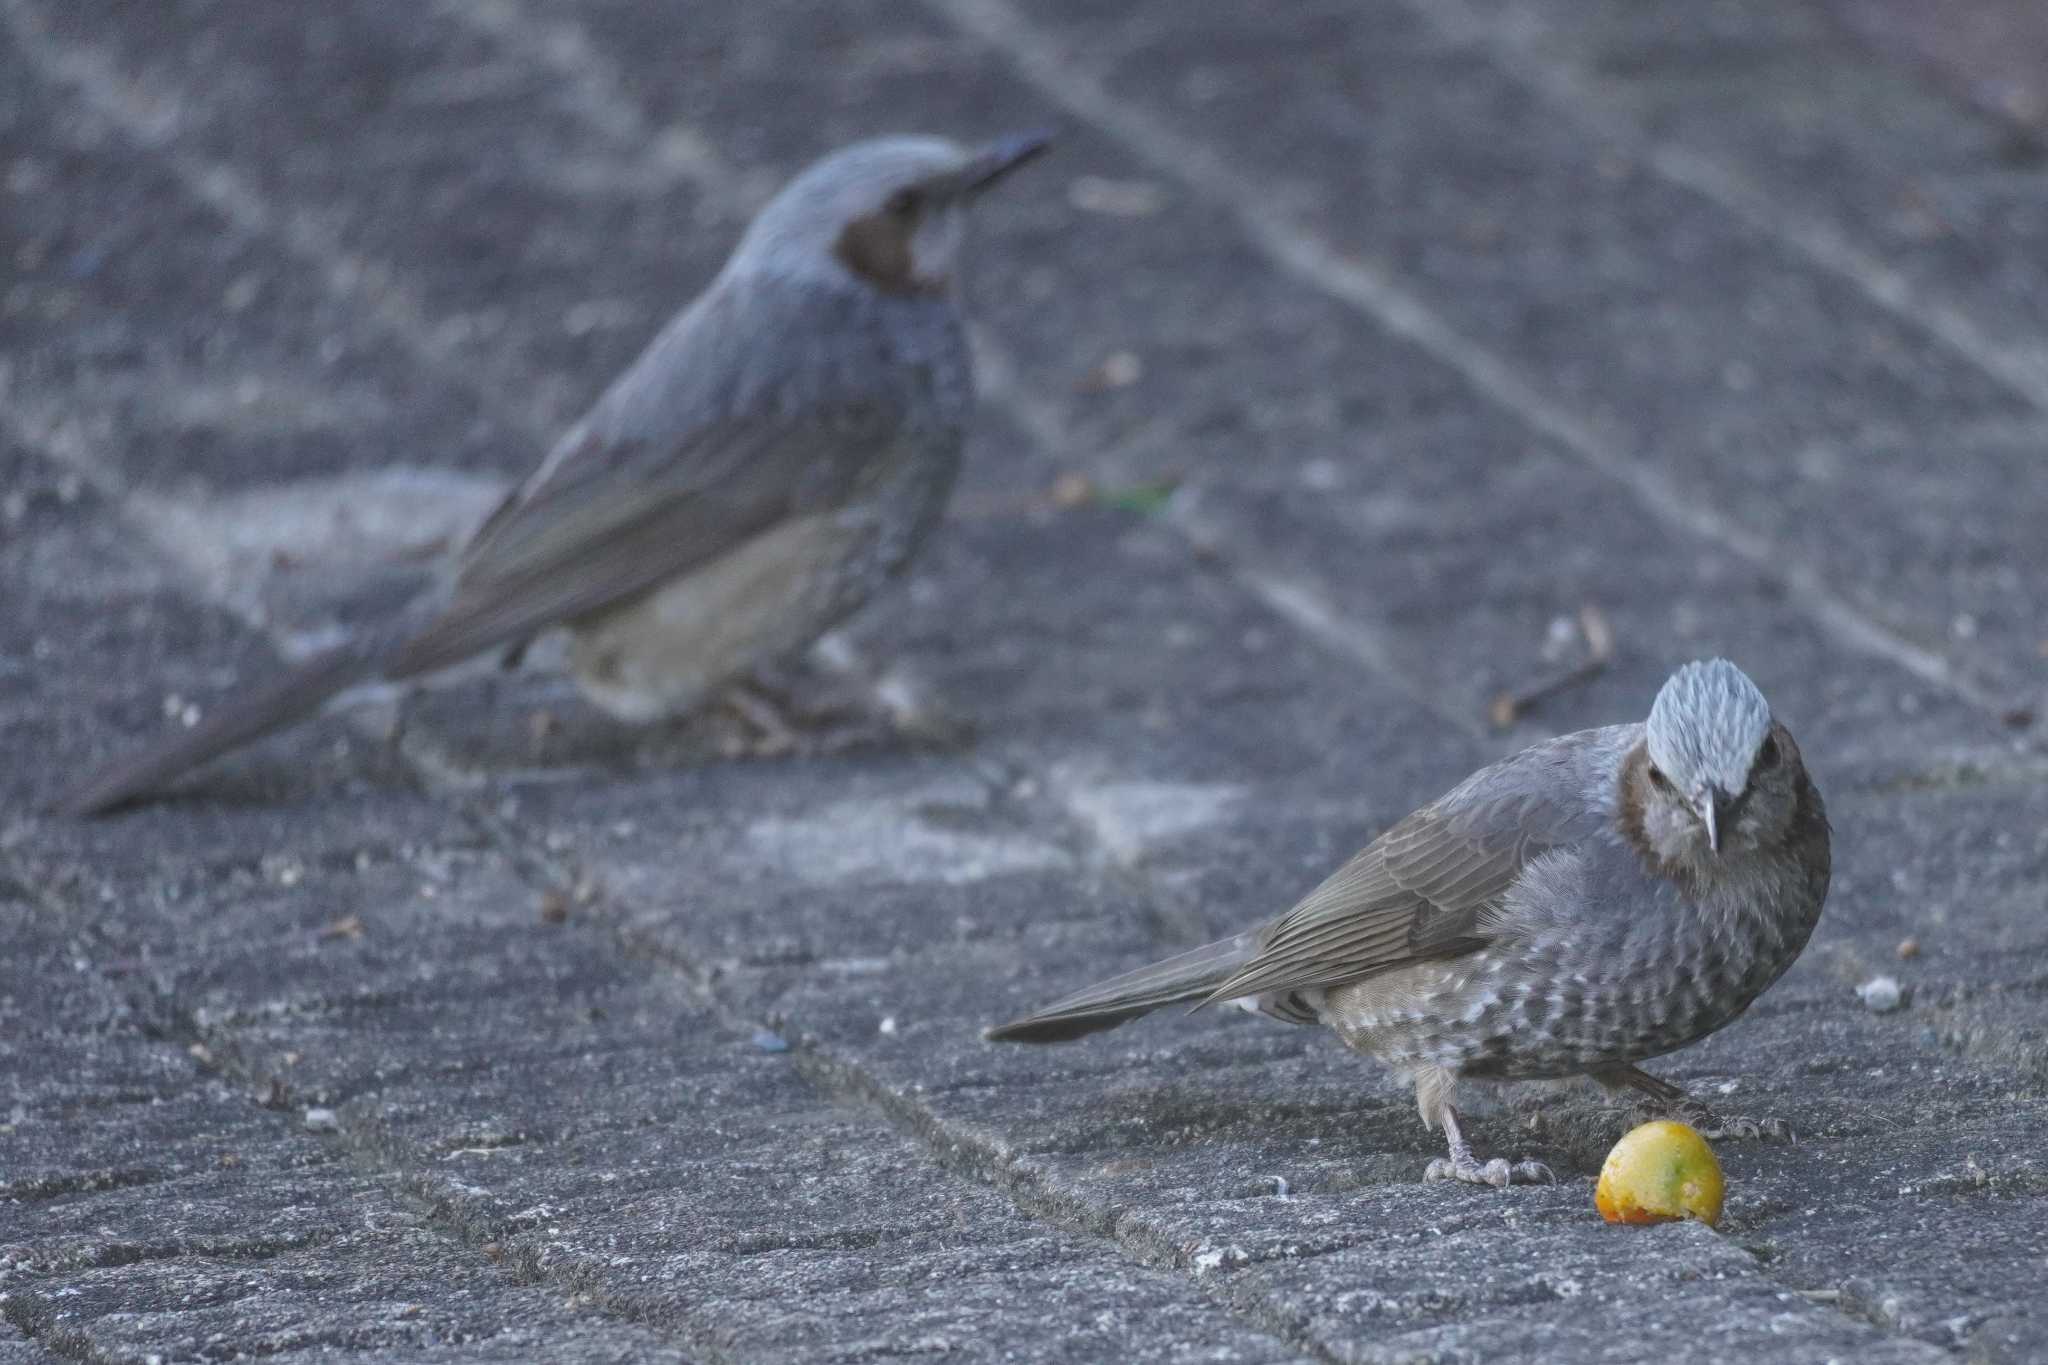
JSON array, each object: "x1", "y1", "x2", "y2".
[
  {"x1": 983, "y1": 932, "x2": 1258, "y2": 1043},
  {"x1": 51, "y1": 618, "x2": 419, "y2": 817}
]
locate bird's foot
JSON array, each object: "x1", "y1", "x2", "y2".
[
  {"x1": 870, "y1": 668, "x2": 975, "y2": 749},
  {"x1": 1590, "y1": 1066, "x2": 1793, "y2": 1143},
  {"x1": 715, "y1": 681, "x2": 812, "y2": 757},
  {"x1": 1677, "y1": 1106, "x2": 1794, "y2": 1144},
  {"x1": 1427, "y1": 1108, "x2": 1554, "y2": 1186},
  {"x1": 712, "y1": 669, "x2": 969, "y2": 759},
  {"x1": 1424, "y1": 1154, "x2": 1555, "y2": 1187},
  {"x1": 800, "y1": 634, "x2": 975, "y2": 751},
  {"x1": 1627, "y1": 1097, "x2": 1793, "y2": 1144}
]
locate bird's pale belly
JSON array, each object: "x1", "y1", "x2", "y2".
[
  {"x1": 567, "y1": 511, "x2": 868, "y2": 722},
  {"x1": 564, "y1": 438, "x2": 959, "y2": 723}
]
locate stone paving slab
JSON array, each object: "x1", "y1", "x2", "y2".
[
  {"x1": 3, "y1": 799, "x2": 1308, "y2": 1364},
  {"x1": 0, "y1": 883, "x2": 703, "y2": 1364},
  {"x1": 1833, "y1": 0, "x2": 2048, "y2": 140},
  {"x1": 4, "y1": 0, "x2": 2046, "y2": 1360}
]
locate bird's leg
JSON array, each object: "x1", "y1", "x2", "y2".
[
  {"x1": 808, "y1": 632, "x2": 973, "y2": 748},
  {"x1": 1588, "y1": 1065, "x2": 1794, "y2": 1143},
  {"x1": 1423, "y1": 1108, "x2": 1555, "y2": 1187},
  {"x1": 716, "y1": 680, "x2": 804, "y2": 756}
]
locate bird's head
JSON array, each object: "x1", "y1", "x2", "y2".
[
  {"x1": 731, "y1": 133, "x2": 1050, "y2": 295},
  {"x1": 1633, "y1": 659, "x2": 1801, "y2": 862}
]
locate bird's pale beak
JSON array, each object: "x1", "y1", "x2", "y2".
[
  {"x1": 1698, "y1": 789, "x2": 1733, "y2": 854},
  {"x1": 955, "y1": 130, "x2": 1053, "y2": 196}
]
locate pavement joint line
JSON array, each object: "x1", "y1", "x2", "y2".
[
  {"x1": 455, "y1": 801, "x2": 1331, "y2": 1365},
  {"x1": 351, "y1": 1101, "x2": 751, "y2": 1364},
  {"x1": 0, "y1": 863, "x2": 479, "y2": 1342},
  {"x1": 0, "y1": 1228, "x2": 343, "y2": 1279},
  {"x1": 1170, "y1": 500, "x2": 1493, "y2": 742},
  {"x1": 0, "y1": 0, "x2": 558, "y2": 447},
  {"x1": 454, "y1": 748, "x2": 1350, "y2": 1360},
  {"x1": 433, "y1": 0, "x2": 746, "y2": 203},
  {"x1": 970, "y1": 329, "x2": 1485, "y2": 737},
  {"x1": 0, "y1": 1303, "x2": 95, "y2": 1363},
  {"x1": 788, "y1": 1034, "x2": 1955, "y2": 1365},
  {"x1": 919, "y1": 0, "x2": 2020, "y2": 727},
  {"x1": 782, "y1": 1042, "x2": 1351, "y2": 1365},
  {"x1": 1404, "y1": 0, "x2": 2048, "y2": 412},
  {"x1": 6, "y1": 807, "x2": 743, "y2": 1360},
  {"x1": 1, "y1": 394, "x2": 169, "y2": 557}
]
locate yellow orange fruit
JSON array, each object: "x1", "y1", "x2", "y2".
[{"x1": 1594, "y1": 1120, "x2": 1725, "y2": 1228}]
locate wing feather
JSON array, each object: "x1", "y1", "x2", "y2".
[
  {"x1": 1202, "y1": 733, "x2": 1625, "y2": 1004},
  {"x1": 384, "y1": 278, "x2": 945, "y2": 679},
  {"x1": 387, "y1": 408, "x2": 898, "y2": 679}
]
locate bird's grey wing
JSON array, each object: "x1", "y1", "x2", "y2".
[
  {"x1": 49, "y1": 398, "x2": 897, "y2": 814},
  {"x1": 1202, "y1": 733, "x2": 1623, "y2": 1004},
  {"x1": 385, "y1": 400, "x2": 902, "y2": 679},
  {"x1": 446, "y1": 278, "x2": 918, "y2": 597},
  {"x1": 52, "y1": 285, "x2": 921, "y2": 814}
]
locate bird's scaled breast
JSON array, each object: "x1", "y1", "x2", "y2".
[
  {"x1": 1477, "y1": 865, "x2": 1823, "y2": 1077},
  {"x1": 1321, "y1": 842, "x2": 1827, "y2": 1081}
]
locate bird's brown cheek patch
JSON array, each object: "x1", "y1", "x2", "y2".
[{"x1": 834, "y1": 212, "x2": 919, "y2": 294}]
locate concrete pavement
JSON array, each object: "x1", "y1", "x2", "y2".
[{"x1": 4, "y1": 1, "x2": 2045, "y2": 1359}]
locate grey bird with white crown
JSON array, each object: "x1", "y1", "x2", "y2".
[
  {"x1": 57, "y1": 132, "x2": 1050, "y2": 816},
  {"x1": 988, "y1": 659, "x2": 1831, "y2": 1186}
]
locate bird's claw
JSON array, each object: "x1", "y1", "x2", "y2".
[
  {"x1": 1694, "y1": 1114, "x2": 1794, "y2": 1143},
  {"x1": 1424, "y1": 1156, "x2": 1555, "y2": 1187},
  {"x1": 871, "y1": 670, "x2": 975, "y2": 749},
  {"x1": 1666, "y1": 1101, "x2": 1794, "y2": 1144},
  {"x1": 717, "y1": 684, "x2": 805, "y2": 756}
]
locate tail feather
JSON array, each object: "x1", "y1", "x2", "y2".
[
  {"x1": 51, "y1": 623, "x2": 412, "y2": 817},
  {"x1": 984, "y1": 933, "x2": 1255, "y2": 1043}
]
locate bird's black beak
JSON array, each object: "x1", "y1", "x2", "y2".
[{"x1": 954, "y1": 130, "x2": 1053, "y2": 197}]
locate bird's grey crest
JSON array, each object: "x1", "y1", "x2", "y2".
[
  {"x1": 1645, "y1": 658, "x2": 1772, "y2": 797},
  {"x1": 739, "y1": 137, "x2": 961, "y2": 251},
  {"x1": 732, "y1": 133, "x2": 1048, "y2": 285}
]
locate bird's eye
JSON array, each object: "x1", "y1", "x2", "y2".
[
  {"x1": 1757, "y1": 735, "x2": 1780, "y2": 768},
  {"x1": 885, "y1": 188, "x2": 922, "y2": 220},
  {"x1": 1648, "y1": 766, "x2": 1675, "y2": 793}
]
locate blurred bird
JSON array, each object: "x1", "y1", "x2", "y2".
[
  {"x1": 57, "y1": 132, "x2": 1050, "y2": 816},
  {"x1": 988, "y1": 659, "x2": 1831, "y2": 1186}
]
